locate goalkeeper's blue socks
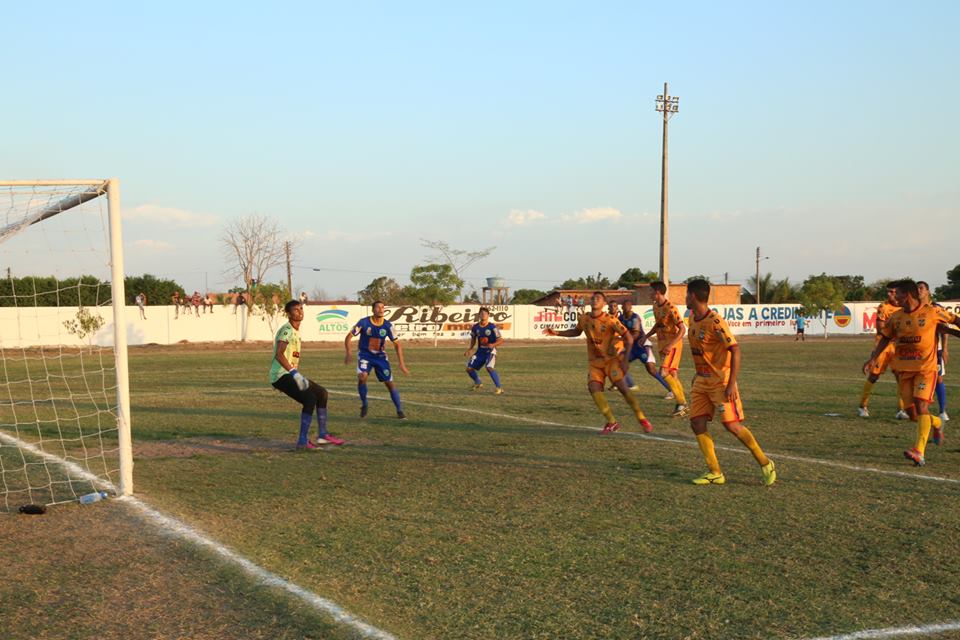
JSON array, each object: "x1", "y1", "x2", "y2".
[
  {"x1": 358, "y1": 381, "x2": 368, "y2": 408},
  {"x1": 298, "y1": 411, "x2": 311, "y2": 446},
  {"x1": 654, "y1": 372, "x2": 671, "y2": 392},
  {"x1": 936, "y1": 381, "x2": 947, "y2": 414},
  {"x1": 389, "y1": 388, "x2": 403, "y2": 412},
  {"x1": 624, "y1": 373, "x2": 635, "y2": 388},
  {"x1": 487, "y1": 368, "x2": 502, "y2": 389},
  {"x1": 468, "y1": 369, "x2": 481, "y2": 385},
  {"x1": 317, "y1": 407, "x2": 328, "y2": 438}
]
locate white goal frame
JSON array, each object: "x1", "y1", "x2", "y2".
[{"x1": 0, "y1": 178, "x2": 133, "y2": 496}]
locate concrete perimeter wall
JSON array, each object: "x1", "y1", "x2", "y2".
[{"x1": 7, "y1": 301, "x2": 958, "y2": 349}]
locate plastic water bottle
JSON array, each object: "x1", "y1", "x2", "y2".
[{"x1": 78, "y1": 491, "x2": 108, "y2": 505}]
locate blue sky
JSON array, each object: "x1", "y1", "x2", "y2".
[{"x1": 2, "y1": 1, "x2": 957, "y2": 297}]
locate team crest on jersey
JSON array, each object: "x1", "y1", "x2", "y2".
[
  {"x1": 919, "y1": 318, "x2": 926, "y2": 327},
  {"x1": 365, "y1": 327, "x2": 372, "y2": 335},
  {"x1": 698, "y1": 330, "x2": 706, "y2": 340},
  {"x1": 484, "y1": 329, "x2": 491, "y2": 336},
  {"x1": 379, "y1": 328, "x2": 387, "y2": 337}
]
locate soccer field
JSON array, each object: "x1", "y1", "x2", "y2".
[{"x1": 4, "y1": 337, "x2": 960, "y2": 639}]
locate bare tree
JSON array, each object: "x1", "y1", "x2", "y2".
[
  {"x1": 220, "y1": 215, "x2": 286, "y2": 294},
  {"x1": 420, "y1": 239, "x2": 495, "y2": 280}
]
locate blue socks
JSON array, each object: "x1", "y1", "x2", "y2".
[
  {"x1": 936, "y1": 381, "x2": 947, "y2": 414},
  {"x1": 624, "y1": 373, "x2": 635, "y2": 388},
  {"x1": 358, "y1": 381, "x2": 368, "y2": 407},
  {"x1": 389, "y1": 388, "x2": 403, "y2": 412},
  {"x1": 654, "y1": 372, "x2": 671, "y2": 392},
  {"x1": 468, "y1": 369, "x2": 481, "y2": 385},
  {"x1": 487, "y1": 368, "x2": 501, "y2": 389},
  {"x1": 298, "y1": 411, "x2": 311, "y2": 446},
  {"x1": 317, "y1": 407, "x2": 328, "y2": 438}
]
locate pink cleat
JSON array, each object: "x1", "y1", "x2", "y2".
[
  {"x1": 640, "y1": 419, "x2": 653, "y2": 433},
  {"x1": 323, "y1": 435, "x2": 346, "y2": 446},
  {"x1": 600, "y1": 421, "x2": 621, "y2": 435}
]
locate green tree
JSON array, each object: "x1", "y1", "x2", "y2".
[
  {"x1": 684, "y1": 274, "x2": 712, "y2": 285},
  {"x1": 357, "y1": 276, "x2": 404, "y2": 305},
  {"x1": 935, "y1": 264, "x2": 960, "y2": 301},
  {"x1": 0, "y1": 275, "x2": 111, "y2": 307},
  {"x1": 124, "y1": 274, "x2": 185, "y2": 305},
  {"x1": 404, "y1": 263, "x2": 463, "y2": 304},
  {"x1": 797, "y1": 274, "x2": 846, "y2": 338},
  {"x1": 558, "y1": 273, "x2": 612, "y2": 290},
  {"x1": 615, "y1": 268, "x2": 658, "y2": 289},
  {"x1": 249, "y1": 281, "x2": 290, "y2": 333},
  {"x1": 462, "y1": 289, "x2": 481, "y2": 303},
  {"x1": 511, "y1": 288, "x2": 547, "y2": 304},
  {"x1": 768, "y1": 277, "x2": 799, "y2": 304},
  {"x1": 747, "y1": 273, "x2": 773, "y2": 303},
  {"x1": 62, "y1": 306, "x2": 106, "y2": 348}
]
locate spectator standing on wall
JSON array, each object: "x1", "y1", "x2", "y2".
[
  {"x1": 192, "y1": 291, "x2": 202, "y2": 317},
  {"x1": 300, "y1": 291, "x2": 308, "y2": 306},
  {"x1": 135, "y1": 292, "x2": 147, "y2": 320},
  {"x1": 203, "y1": 293, "x2": 215, "y2": 313},
  {"x1": 234, "y1": 292, "x2": 246, "y2": 314}
]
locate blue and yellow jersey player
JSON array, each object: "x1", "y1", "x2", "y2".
[
  {"x1": 618, "y1": 299, "x2": 673, "y2": 397},
  {"x1": 344, "y1": 300, "x2": 410, "y2": 419},
  {"x1": 463, "y1": 307, "x2": 505, "y2": 393}
]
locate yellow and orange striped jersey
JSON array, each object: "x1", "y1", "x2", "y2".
[
  {"x1": 653, "y1": 300, "x2": 684, "y2": 343},
  {"x1": 881, "y1": 303, "x2": 958, "y2": 373},
  {"x1": 577, "y1": 312, "x2": 628, "y2": 363},
  {"x1": 688, "y1": 309, "x2": 737, "y2": 381}
]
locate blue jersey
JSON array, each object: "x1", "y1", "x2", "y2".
[
  {"x1": 796, "y1": 316, "x2": 806, "y2": 330},
  {"x1": 352, "y1": 316, "x2": 398, "y2": 357},
  {"x1": 471, "y1": 322, "x2": 501, "y2": 353}
]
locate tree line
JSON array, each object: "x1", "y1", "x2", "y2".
[{"x1": 0, "y1": 274, "x2": 187, "y2": 307}]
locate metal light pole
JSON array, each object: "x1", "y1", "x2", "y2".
[
  {"x1": 656, "y1": 83, "x2": 679, "y2": 285},
  {"x1": 755, "y1": 246, "x2": 769, "y2": 303}
]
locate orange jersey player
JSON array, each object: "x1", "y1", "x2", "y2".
[
  {"x1": 866, "y1": 280, "x2": 960, "y2": 466},
  {"x1": 544, "y1": 291, "x2": 653, "y2": 435},
  {"x1": 684, "y1": 279, "x2": 776, "y2": 486},
  {"x1": 643, "y1": 281, "x2": 689, "y2": 417},
  {"x1": 858, "y1": 283, "x2": 906, "y2": 419}
]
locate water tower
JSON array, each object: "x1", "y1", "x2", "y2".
[{"x1": 483, "y1": 277, "x2": 509, "y2": 305}]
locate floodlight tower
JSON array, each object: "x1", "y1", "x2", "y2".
[{"x1": 656, "y1": 83, "x2": 679, "y2": 285}]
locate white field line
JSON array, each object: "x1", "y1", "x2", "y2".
[
  {"x1": 0, "y1": 430, "x2": 397, "y2": 640},
  {"x1": 804, "y1": 620, "x2": 960, "y2": 639},
  {"x1": 325, "y1": 390, "x2": 960, "y2": 487}
]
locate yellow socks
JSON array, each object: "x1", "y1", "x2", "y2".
[
  {"x1": 898, "y1": 396, "x2": 906, "y2": 411},
  {"x1": 915, "y1": 414, "x2": 933, "y2": 455},
  {"x1": 666, "y1": 374, "x2": 687, "y2": 405},
  {"x1": 860, "y1": 380, "x2": 874, "y2": 407},
  {"x1": 622, "y1": 390, "x2": 647, "y2": 421},
  {"x1": 735, "y1": 426, "x2": 770, "y2": 466},
  {"x1": 932, "y1": 415, "x2": 942, "y2": 429},
  {"x1": 696, "y1": 433, "x2": 721, "y2": 474},
  {"x1": 591, "y1": 391, "x2": 616, "y2": 423}
]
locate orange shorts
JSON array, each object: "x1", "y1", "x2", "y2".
[
  {"x1": 588, "y1": 359, "x2": 625, "y2": 385},
  {"x1": 870, "y1": 343, "x2": 896, "y2": 377},
  {"x1": 896, "y1": 370, "x2": 937, "y2": 406},
  {"x1": 690, "y1": 376, "x2": 745, "y2": 424},
  {"x1": 659, "y1": 345, "x2": 682, "y2": 372}
]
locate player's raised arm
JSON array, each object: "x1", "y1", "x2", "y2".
[{"x1": 544, "y1": 326, "x2": 582, "y2": 337}]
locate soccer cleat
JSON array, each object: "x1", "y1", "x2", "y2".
[
  {"x1": 640, "y1": 418, "x2": 653, "y2": 433},
  {"x1": 692, "y1": 471, "x2": 726, "y2": 485},
  {"x1": 942, "y1": 412, "x2": 950, "y2": 422},
  {"x1": 296, "y1": 440, "x2": 320, "y2": 451},
  {"x1": 360, "y1": 404, "x2": 368, "y2": 418},
  {"x1": 600, "y1": 421, "x2": 621, "y2": 435},
  {"x1": 671, "y1": 404, "x2": 689, "y2": 418},
  {"x1": 903, "y1": 448, "x2": 925, "y2": 467},
  {"x1": 323, "y1": 435, "x2": 346, "y2": 446},
  {"x1": 629, "y1": 385, "x2": 641, "y2": 392},
  {"x1": 895, "y1": 409, "x2": 910, "y2": 420},
  {"x1": 471, "y1": 383, "x2": 483, "y2": 391},
  {"x1": 761, "y1": 460, "x2": 777, "y2": 486},
  {"x1": 664, "y1": 392, "x2": 675, "y2": 401},
  {"x1": 857, "y1": 406, "x2": 870, "y2": 418},
  {"x1": 931, "y1": 426, "x2": 943, "y2": 446},
  {"x1": 397, "y1": 411, "x2": 407, "y2": 420},
  {"x1": 314, "y1": 437, "x2": 332, "y2": 446},
  {"x1": 494, "y1": 387, "x2": 504, "y2": 395}
]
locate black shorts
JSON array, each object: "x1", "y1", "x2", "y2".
[{"x1": 796, "y1": 328, "x2": 805, "y2": 334}]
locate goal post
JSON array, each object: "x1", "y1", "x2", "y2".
[{"x1": 0, "y1": 179, "x2": 133, "y2": 507}]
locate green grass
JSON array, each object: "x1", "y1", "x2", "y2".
[{"x1": 5, "y1": 337, "x2": 960, "y2": 639}]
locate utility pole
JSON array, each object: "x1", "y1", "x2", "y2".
[
  {"x1": 755, "y1": 247, "x2": 769, "y2": 303},
  {"x1": 656, "y1": 83, "x2": 679, "y2": 286},
  {"x1": 284, "y1": 241, "x2": 293, "y2": 297}
]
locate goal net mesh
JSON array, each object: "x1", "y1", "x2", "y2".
[{"x1": 0, "y1": 182, "x2": 122, "y2": 509}]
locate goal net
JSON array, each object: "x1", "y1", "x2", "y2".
[{"x1": 0, "y1": 180, "x2": 132, "y2": 510}]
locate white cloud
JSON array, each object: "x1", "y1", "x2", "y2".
[
  {"x1": 131, "y1": 238, "x2": 174, "y2": 252},
  {"x1": 304, "y1": 229, "x2": 393, "y2": 242},
  {"x1": 562, "y1": 207, "x2": 622, "y2": 224},
  {"x1": 125, "y1": 204, "x2": 219, "y2": 228},
  {"x1": 506, "y1": 209, "x2": 547, "y2": 226}
]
